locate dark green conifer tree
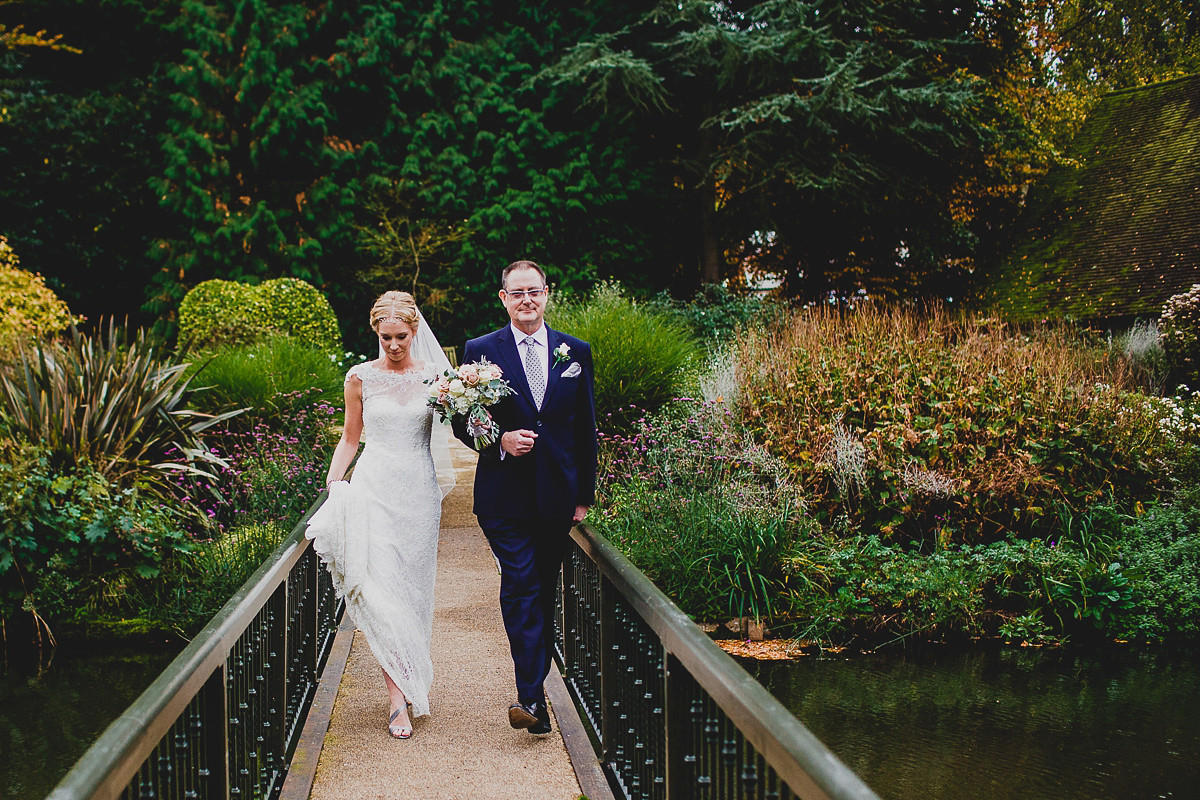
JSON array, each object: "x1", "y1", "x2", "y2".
[
  {"x1": 148, "y1": 0, "x2": 362, "y2": 318},
  {"x1": 544, "y1": 0, "x2": 1033, "y2": 302},
  {"x1": 344, "y1": 0, "x2": 674, "y2": 340}
]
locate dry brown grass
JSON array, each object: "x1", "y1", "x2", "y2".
[{"x1": 736, "y1": 301, "x2": 1167, "y2": 541}]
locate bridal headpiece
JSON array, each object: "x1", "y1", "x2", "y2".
[{"x1": 369, "y1": 291, "x2": 420, "y2": 331}]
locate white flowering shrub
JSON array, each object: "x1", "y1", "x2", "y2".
[
  {"x1": 1139, "y1": 386, "x2": 1200, "y2": 443},
  {"x1": 1159, "y1": 285, "x2": 1200, "y2": 380}
]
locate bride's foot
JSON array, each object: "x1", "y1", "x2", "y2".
[{"x1": 388, "y1": 704, "x2": 412, "y2": 740}]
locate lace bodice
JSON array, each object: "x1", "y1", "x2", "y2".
[{"x1": 347, "y1": 361, "x2": 437, "y2": 455}]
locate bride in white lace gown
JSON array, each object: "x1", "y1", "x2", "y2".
[{"x1": 305, "y1": 291, "x2": 454, "y2": 740}]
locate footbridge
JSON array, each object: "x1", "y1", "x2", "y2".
[{"x1": 47, "y1": 441, "x2": 879, "y2": 800}]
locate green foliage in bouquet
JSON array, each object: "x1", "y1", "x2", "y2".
[
  {"x1": 0, "y1": 321, "x2": 235, "y2": 506},
  {"x1": 179, "y1": 277, "x2": 341, "y2": 354},
  {"x1": 1158, "y1": 284, "x2": 1200, "y2": 384},
  {"x1": 550, "y1": 282, "x2": 702, "y2": 433},
  {"x1": 0, "y1": 444, "x2": 190, "y2": 628},
  {"x1": 0, "y1": 236, "x2": 75, "y2": 354}
]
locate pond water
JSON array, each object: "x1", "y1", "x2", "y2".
[
  {"x1": 0, "y1": 637, "x2": 182, "y2": 800},
  {"x1": 747, "y1": 645, "x2": 1200, "y2": 800}
]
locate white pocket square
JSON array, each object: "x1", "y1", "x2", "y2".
[{"x1": 562, "y1": 362, "x2": 582, "y2": 378}]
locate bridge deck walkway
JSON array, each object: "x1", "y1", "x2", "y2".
[{"x1": 287, "y1": 440, "x2": 607, "y2": 800}]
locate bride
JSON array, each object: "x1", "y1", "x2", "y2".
[{"x1": 305, "y1": 290, "x2": 454, "y2": 740}]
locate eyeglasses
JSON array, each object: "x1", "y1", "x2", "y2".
[{"x1": 503, "y1": 288, "x2": 548, "y2": 300}]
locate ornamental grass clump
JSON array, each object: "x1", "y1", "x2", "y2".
[
  {"x1": 184, "y1": 335, "x2": 347, "y2": 426},
  {"x1": 594, "y1": 397, "x2": 810, "y2": 624},
  {"x1": 1110, "y1": 319, "x2": 1167, "y2": 392},
  {"x1": 550, "y1": 281, "x2": 702, "y2": 433},
  {"x1": 145, "y1": 522, "x2": 289, "y2": 632}
]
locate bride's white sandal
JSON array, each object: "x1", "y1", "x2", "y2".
[{"x1": 388, "y1": 706, "x2": 413, "y2": 740}]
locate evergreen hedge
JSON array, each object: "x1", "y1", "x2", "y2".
[{"x1": 179, "y1": 277, "x2": 341, "y2": 353}]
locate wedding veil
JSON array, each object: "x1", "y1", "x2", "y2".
[{"x1": 378, "y1": 308, "x2": 457, "y2": 499}]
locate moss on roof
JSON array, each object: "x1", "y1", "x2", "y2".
[{"x1": 987, "y1": 75, "x2": 1200, "y2": 321}]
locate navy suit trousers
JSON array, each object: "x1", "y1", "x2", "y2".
[{"x1": 478, "y1": 515, "x2": 571, "y2": 705}]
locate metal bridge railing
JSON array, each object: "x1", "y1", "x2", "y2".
[
  {"x1": 557, "y1": 524, "x2": 881, "y2": 800},
  {"x1": 48, "y1": 495, "x2": 342, "y2": 800}
]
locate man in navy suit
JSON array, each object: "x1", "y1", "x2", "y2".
[{"x1": 453, "y1": 260, "x2": 597, "y2": 734}]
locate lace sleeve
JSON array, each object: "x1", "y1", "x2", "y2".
[{"x1": 345, "y1": 362, "x2": 366, "y2": 386}]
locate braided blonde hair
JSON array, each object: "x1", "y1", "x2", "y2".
[{"x1": 369, "y1": 291, "x2": 420, "y2": 332}]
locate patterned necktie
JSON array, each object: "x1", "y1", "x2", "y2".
[{"x1": 523, "y1": 336, "x2": 545, "y2": 409}]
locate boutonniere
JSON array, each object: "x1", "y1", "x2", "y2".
[{"x1": 553, "y1": 343, "x2": 570, "y2": 366}]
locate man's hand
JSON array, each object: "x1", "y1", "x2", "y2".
[
  {"x1": 573, "y1": 505, "x2": 589, "y2": 523},
  {"x1": 501, "y1": 429, "x2": 538, "y2": 457}
]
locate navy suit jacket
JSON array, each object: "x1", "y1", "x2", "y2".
[{"x1": 452, "y1": 325, "x2": 597, "y2": 521}]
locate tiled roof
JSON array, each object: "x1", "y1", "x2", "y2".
[{"x1": 987, "y1": 74, "x2": 1200, "y2": 321}]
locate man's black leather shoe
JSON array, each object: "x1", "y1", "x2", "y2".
[
  {"x1": 528, "y1": 702, "x2": 552, "y2": 734},
  {"x1": 508, "y1": 701, "x2": 551, "y2": 734}
]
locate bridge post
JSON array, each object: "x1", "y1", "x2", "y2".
[
  {"x1": 664, "y1": 653, "x2": 696, "y2": 800},
  {"x1": 201, "y1": 665, "x2": 229, "y2": 800},
  {"x1": 599, "y1": 573, "x2": 619, "y2": 775}
]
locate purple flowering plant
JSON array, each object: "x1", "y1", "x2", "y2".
[{"x1": 167, "y1": 387, "x2": 339, "y2": 538}]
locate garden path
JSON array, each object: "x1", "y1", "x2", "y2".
[{"x1": 286, "y1": 438, "x2": 606, "y2": 800}]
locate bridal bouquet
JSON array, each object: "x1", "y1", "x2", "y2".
[{"x1": 426, "y1": 357, "x2": 514, "y2": 449}]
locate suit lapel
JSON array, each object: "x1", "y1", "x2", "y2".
[
  {"x1": 542, "y1": 327, "x2": 563, "y2": 408},
  {"x1": 495, "y1": 327, "x2": 535, "y2": 408}
]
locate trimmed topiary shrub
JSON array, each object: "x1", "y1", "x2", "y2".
[
  {"x1": 1159, "y1": 284, "x2": 1200, "y2": 383},
  {"x1": 179, "y1": 277, "x2": 341, "y2": 353},
  {"x1": 0, "y1": 236, "x2": 75, "y2": 352},
  {"x1": 253, "y1": 278, "x2": 342, "y2": 352},
  {"x1": 177, "y1": 279, "x2": 262, "y2": 349}
]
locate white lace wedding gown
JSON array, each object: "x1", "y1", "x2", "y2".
[{"x1": 305, "y1": 361, "x2": 442, "y2": 717}]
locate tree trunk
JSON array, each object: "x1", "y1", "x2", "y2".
[
  {"x1": 699, "y1": 180, "x2": 722, "y2": 284},
  {"x1": 697, "y1": 103, "x2": 722, "y2": 284}
]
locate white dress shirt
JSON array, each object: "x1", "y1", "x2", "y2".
[{"x1": 510, "y1": 322, "x2": 549, "y2": 391}]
